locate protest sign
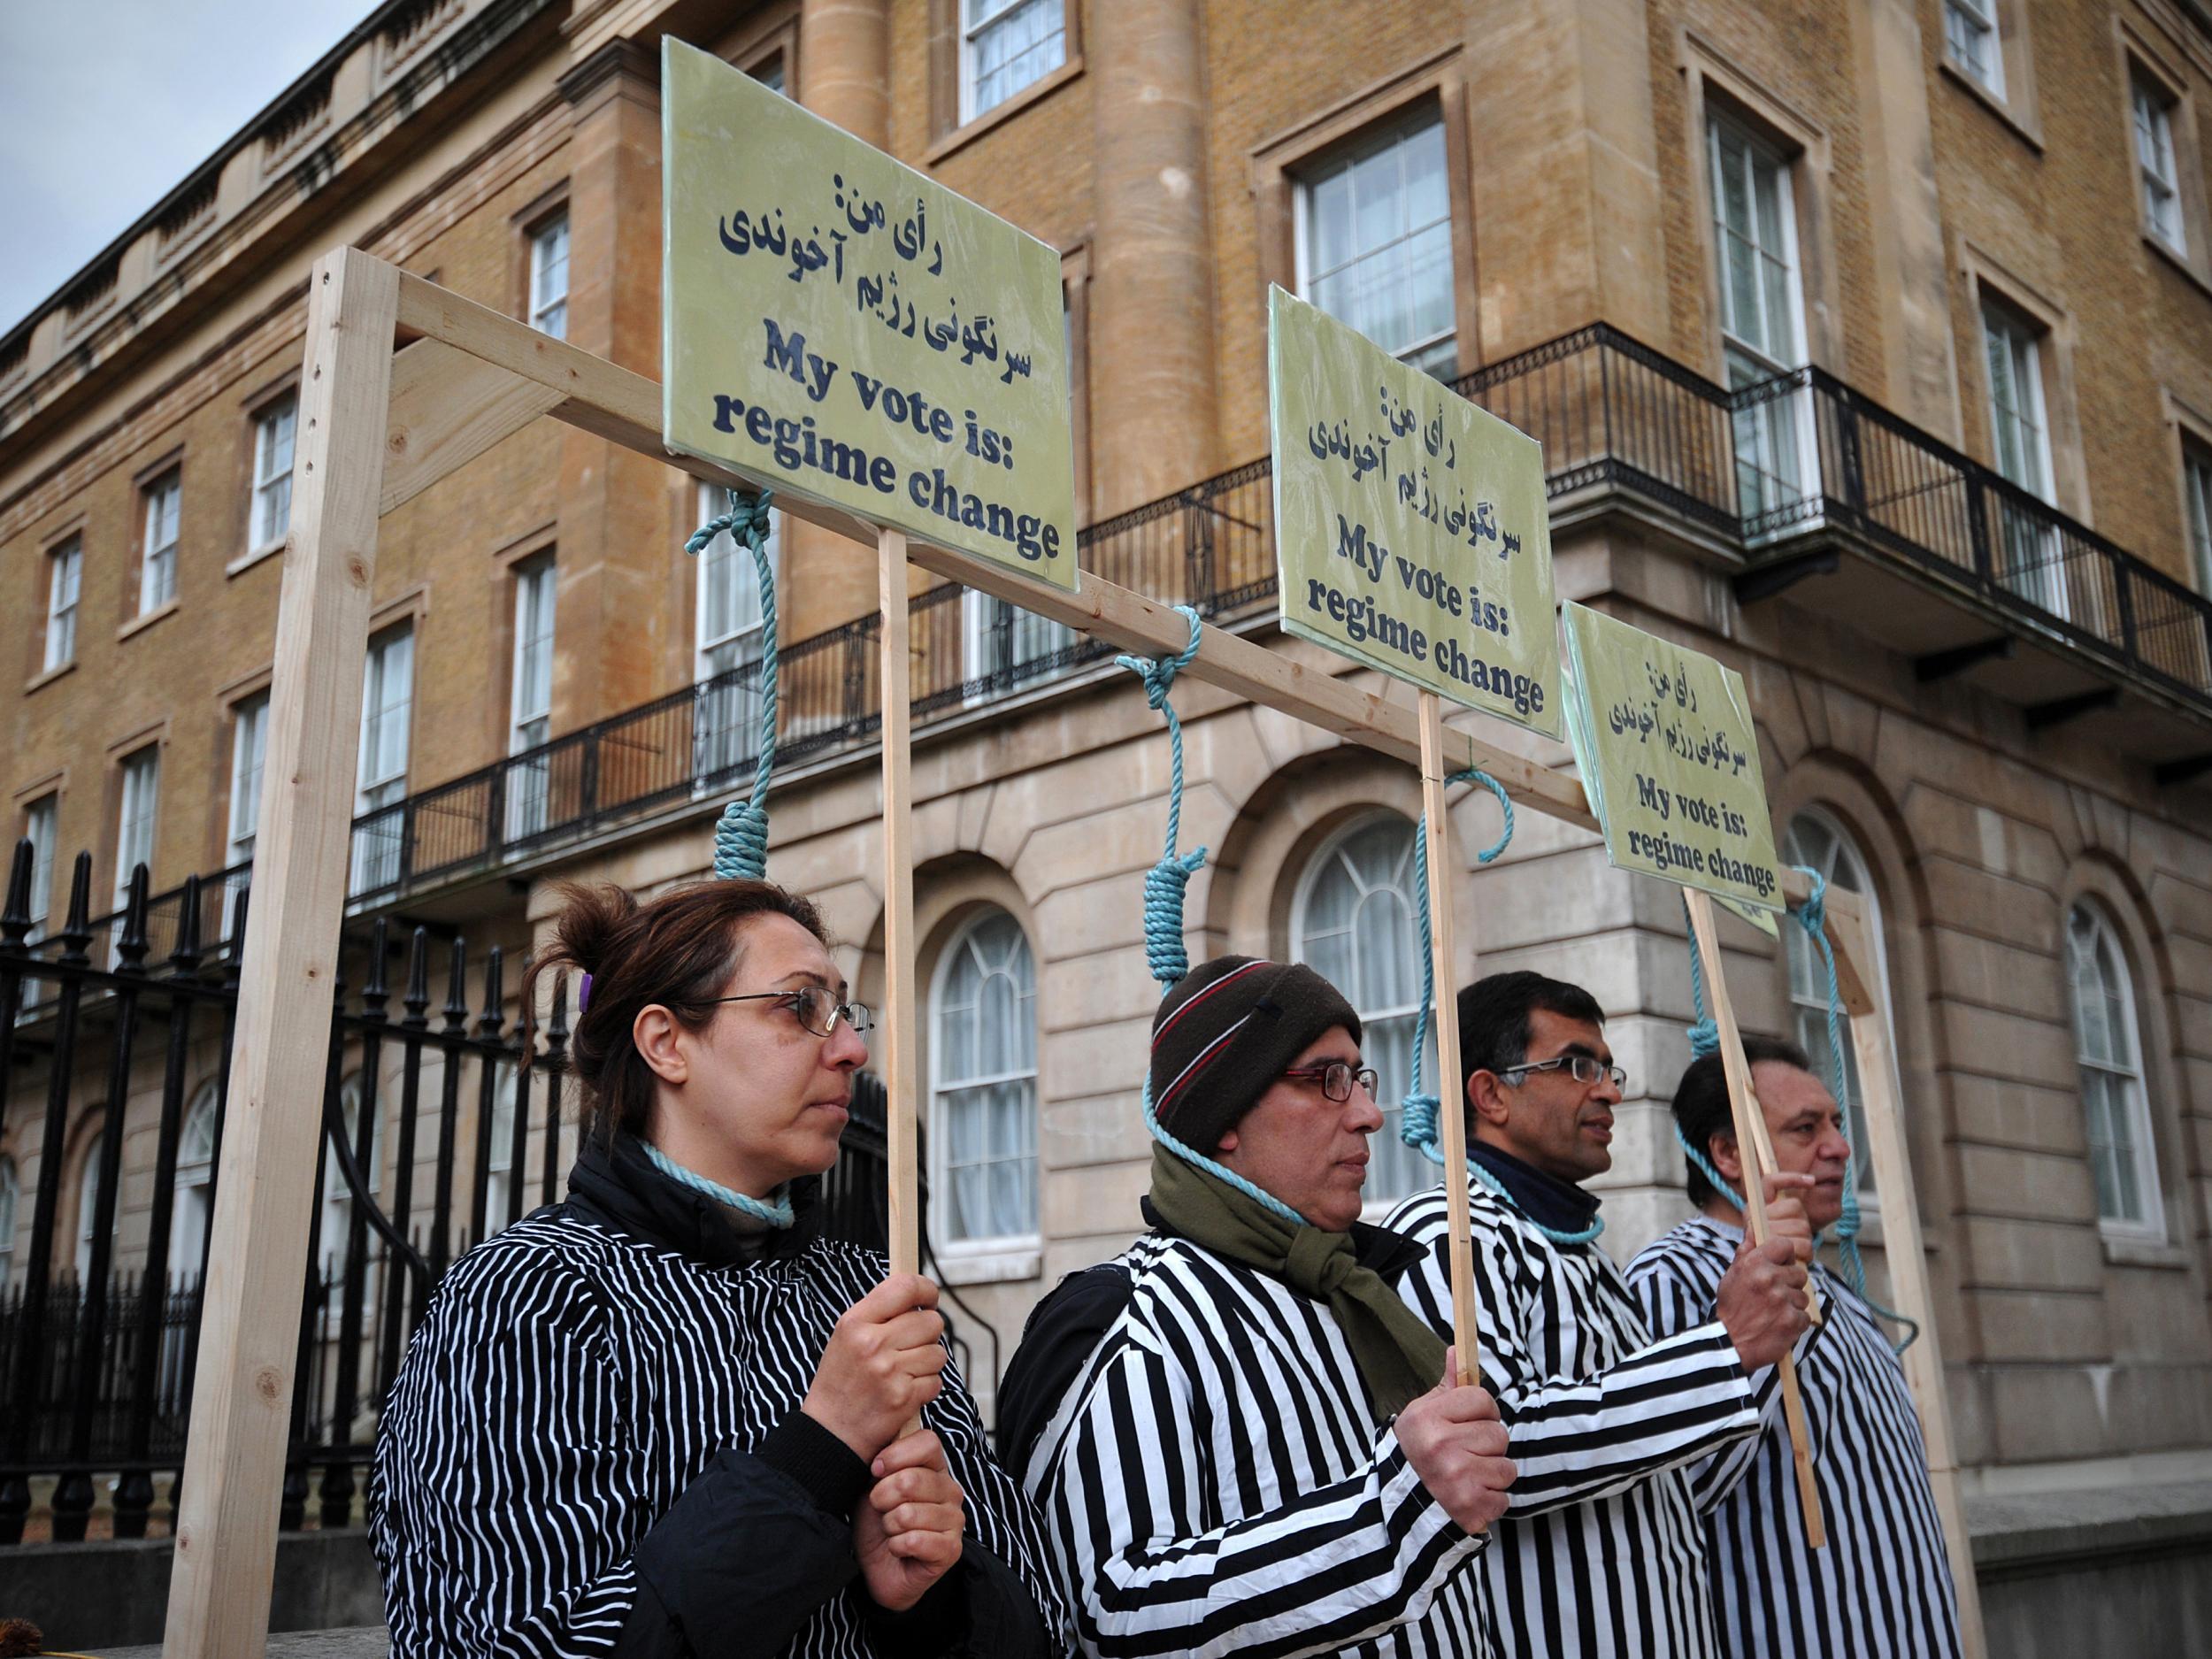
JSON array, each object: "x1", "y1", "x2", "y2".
[
  {"x1": 1269, "y1": 286, "x2": 1560, "y2": 738},
  {"x1": 1560, "y1": 601, "x2": 1782, "y2": 933},
  {"x1": 661, "y1": 38, "x2": 1077, "y2": 590}
]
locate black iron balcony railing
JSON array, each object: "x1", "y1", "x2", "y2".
[{"x1": 42, "y1": 322, "x2": 2211, "y2": 955}]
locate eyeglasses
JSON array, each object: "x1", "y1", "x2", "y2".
[
  {"x1": 1501, "y1": 1054, "x2": 1627, "y2": 1091},
  {"x1": 703, "y1": 987, "x2": 874, "y2": 1038},
  {"x1": 1280, "y1": 1061, "x2": 1381, "y2": 1102}
]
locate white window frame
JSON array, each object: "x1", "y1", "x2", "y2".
[
  {"x1": 228, "y1": 692, "x2": 270, "y2": 869},
  {"x1": 349, "y1": 626, "x2": 413, "y2": 893},
  {"x1": 140, "y1": 468, "x2": 181, "y2": 615},
  {"x1": 2185, "y1": 442, "x2": 2212, "y2": 597},
  {"x1": 507, "y1": 557, "x2": 557, "y2": 841},
  {"x1": 2133, "y1": 73, "x2": 2185, "y2": 254},
  {"x1": 528, "y1": 213, "x2": 570, "y2": 341},
  {"x1": 44, "y1": 537, "x2": 81, "y2": 672},
  {"x1": 19, "y1": 795, "x2": 57, "y2": 1014},
  {"x1": 1293, "y1": 109, "x2": 1457, "y2": 378},
  {"x1": 1945, "y1": 0, "x2": 2005, "y2": 98},
  {"x1": 76, "y1": 1148, "x2": 106, "y2": 1285},
  {"x1": 1781, "y1": 809, "x2": 1895, "y2": 1207},
  {"x1": 1290, "y1": 812, "x2": 1432, "y2": 1214},
  {"x1": 486, "y1": 1069, "x2": 523, "y2": 1237},
  {"x1": 1707, "y1": 109, "x2": 1816, "y2": 527},
  {"x1": 1979, "y1": 302, "x2": 2068, "y2": 620},
  {"x1": 2065, "y1": 900, "x2": 2162, "y2": 1242},
  {"x1": 250, "y1": 395, "x2": 297, "y2": 554},
  {"x1": 927, "y1": 909, "x2": 1041, "y2": 1277},
  {"x1": 694, "y1": 482, "x2": 776, "y2": 784},
  {"x1": 0, "y1": 1155, "x2": 16, "y2": 1285},
  {"x1": 168, "y1": 1083, "x2": 219, "y2": 1286},
  {"x1": 960, "y1": 0, "x2": 1067, "y2": 126},
  {"x1": 319, "y1": 1074, "x2": 386, "y2": 1326},
  {"x1": 114, "y1": 747, "x2": 160, "y2": 915}
]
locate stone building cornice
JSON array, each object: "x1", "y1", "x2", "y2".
[{"x1": 0, "y1": 0, "x2": 564, "y2": 455}]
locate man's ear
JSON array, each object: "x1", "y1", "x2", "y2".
[
  {"x1": 1216, "y1": 1128, "x2": 1240, "y2": 1154},
  {"x1": 633, "y1": 1003, "x2": 689, "y2": 1087},
  {"x1": 1466, "y1": 1069, "x2": 1510, "y2": 1130},
  {"x1": 1709, "y1": 1130, "x2": 1744, "y2": 1187}
]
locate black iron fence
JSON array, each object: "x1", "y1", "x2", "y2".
[{"x1": 0, "y1": 841, "x2": 955, "y2": 1545}]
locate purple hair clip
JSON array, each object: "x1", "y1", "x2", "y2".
[{"x1": 579, "y1": 971, "x2": 593, "y2": 1012}]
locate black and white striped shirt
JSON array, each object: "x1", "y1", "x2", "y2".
[
  {"x1": 1386, "y1": 1180, "x2": 1760, "y2": 1658},
  {"x1": 371, "y1": 1141, "x2": 1069, "y2": 1657},
  {"x1": 1018, "y1": 1230, "x2": 1496, "y2": 1659},
  {"x1": 1630, "y1": 1217, "x2": 1962, "y2": 1658}
]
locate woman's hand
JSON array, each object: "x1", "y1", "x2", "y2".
[
  {"x1": 803, "y1": 1273, "x2": 948, "y2": 1460},
  {"x1": 854, "y1": 1428, "x2": 965, "y2": 1612}
]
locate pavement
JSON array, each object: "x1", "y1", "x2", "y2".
[{"x1": 90, "y1": 1629, "x2": 388, "y2": 1658}]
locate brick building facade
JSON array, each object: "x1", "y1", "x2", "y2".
[{"x1": 4, "y1": 0, "x2": 2211, "y2": 1631}]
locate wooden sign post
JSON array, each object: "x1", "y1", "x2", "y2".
[
  {"x1": 1417, "y1": 692, "x2": 1479, "y2": 1379},
  {"x1": 1684, "y1": 887, "x2": 1828, "y2": 1549},
  {"x1": 878, "y1": 528, "x2": 920, "y2": 1280},
  {"x1": 1268, "y1": 287, "x2": 1563, "y2": 1386}
]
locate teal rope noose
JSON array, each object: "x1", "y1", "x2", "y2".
[
  {"x1": 1119, "y1": 608, "x2": 1301, "y2": 1226},
  {"x1": 641, "y1": 1138, "x2": 795, "y2": 1228},
  {"x1": 686, "y1": 488, "x2": 780, "y2": 880},
  {"x1": 1391, "y1": 774, "x2": 1586, "y2": 1241}
]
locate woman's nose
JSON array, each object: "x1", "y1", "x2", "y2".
[{"x1": 826, "y1": 1019, "x2": 868, "y2": 1069}]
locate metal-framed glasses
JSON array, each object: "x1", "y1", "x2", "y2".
[
  {"x1": 1501, "y1": 1054, "x2": 1627, "y2": 1090},
  {"x1": 1280, "y1": 1061, "x2": 1381, "y2": 1102},
  {"x1": 704, "y1": 987, "x2": 874, "y2": 1037}
]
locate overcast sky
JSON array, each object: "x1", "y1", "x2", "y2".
[{"x1": 0, "y1": 0, "x2": 376, "y2": 333}]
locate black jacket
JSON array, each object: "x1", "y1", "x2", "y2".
[{"x1": 370, "y1": 1132, "x2": 1071, "y2": 1658}]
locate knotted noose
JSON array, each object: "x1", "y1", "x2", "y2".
[
  {"x1": 660, "y1": 486, "x2": 793, "y2": 1228},
  {"x1": 686, "y1": 487, "x2": 781, "y2": 883},
  {"x1": 1395, "y1": 776, "x2": 1594, "y2": 1243},
  {"x1": 1118, "y1": 608, "x2": 1301, "y2": 1225}
]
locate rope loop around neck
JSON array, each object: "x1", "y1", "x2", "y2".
[
  {"x1": 685, "y1": 488, "x2": 780, "y2": 881},
  {"x1": 641, "y1": 1139, "x2": 795, "y2": 1227}
]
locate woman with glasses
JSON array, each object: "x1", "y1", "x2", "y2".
[{"x1": 371, "y1": 879, "x2": 1070, "y2": 1658}]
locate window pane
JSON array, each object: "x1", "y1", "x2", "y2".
[
  {"x1": 1300, "y1": 114, "x2": 1455, "y2": 368},
  {"x1": 2066, "y1": 902, "x2": 2157, "y2": 1231}
]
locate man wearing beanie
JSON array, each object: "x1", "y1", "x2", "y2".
[
  {"x1": 997, "y1": 955, "x2": 1517, "y2": 1659},
  {"x1": 1630, "y1": 1040, "x2": 1962, "y2": 1658},
  {"x1": 1385, "y1": 971, "x2": 1816, "y2": 1659}
]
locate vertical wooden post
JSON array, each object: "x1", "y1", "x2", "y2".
[
  {"x1": 1416, "y1": 692, "x2": 1480, "y2": 1385},
  {"x1": 1683, "y1": 886, "x2": 1828, "y2": 1550},
  {"x1": 1825, "y1": 904, "x2": 1990, "y2": 1659},
  {"x1": 878, "y1": 528, "x2": 920, "y2": 1282},
  {"x1": 164, "y1": 248, "x2": 398, "y2": 1658}
]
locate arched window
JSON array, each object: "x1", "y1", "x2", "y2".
[
  {"x1": 321, "y1": 1076, "x2": 385, "y2": 1277},
  {"x1": 75, "y1": 1147, "x2": 107, "y2": 1285},
  {"x1": 168, "y1": 1084, "x2": 219, "y2": 1285},
  {"x1": 929, "y1": 910, "x2": 1039, "y2": 1252},
  {"x1": 486, "y1": 1068, "x2": 518, "y2": 1237},
  {"x1": 1292, "y1": 813, "x2": 1430, "y2": 1206},
  {"x1": 2066, "y1": 901, "x2": 2161, "y2": 1238},
  {"x1": 0, "y1": 1155, "x2": 18, "y2": 1284},
  {"x1": 1781, "y1": 810, "x2": 1891, "y2": 1198}
]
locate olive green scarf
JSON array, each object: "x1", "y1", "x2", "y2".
[{"x1": 1148, "y1": 1143, "x2": 1446, "y2": 1420}]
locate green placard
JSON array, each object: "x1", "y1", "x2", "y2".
[
  {"x1": 1560, "y1": 602, "x2": 1782, "y2": 932},
  {"x1": 662, "y1": 39, "x2": 1077, "y2": 589},
  {"x1": 1268, "y1": 286, "x2": 1560, "y2": 736}
]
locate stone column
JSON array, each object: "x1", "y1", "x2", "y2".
[
  {"x1": 549, "y1": 40, "x2": 673, "y2": 727},
  {"x1": 1461, "y1": 0, "x2": 1671, "y2": 356},
  {"x1": 786, "y1": 0, "x2": 895, "y2": 641},
  {"x1": 1849, "y1": 0, "x2": 1962, "y2": 445},
  {"x1": 1087, "y1": 0, "x2": 1220, "y2": 517},
  {"x1": 801, "y1": 0, "x2": 890, "y2": 146}
]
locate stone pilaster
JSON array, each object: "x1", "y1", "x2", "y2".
[{"x1": 1087, "y1": 0, "x2": 1220, "y2": 515}]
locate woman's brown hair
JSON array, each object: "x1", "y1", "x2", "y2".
[{"x1": 523, "y1": 879, "x2": 832, "y2": 1144}]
